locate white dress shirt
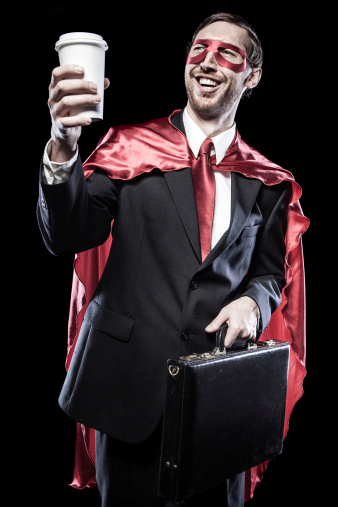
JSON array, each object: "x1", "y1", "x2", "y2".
[{"x1": 43, "y1": 107, "x2": 235, "y2": 250}]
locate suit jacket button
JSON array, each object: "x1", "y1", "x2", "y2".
[
  {"x1": 180, "y1": 331, "x2": 189, "y2": 341},
  {"x1": 190, "y1": 281, "x2": 199, "y2": 290}
]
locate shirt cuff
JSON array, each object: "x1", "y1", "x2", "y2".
[{"x1": 42, "y1": 139, "x2": 79, "y2": 185}]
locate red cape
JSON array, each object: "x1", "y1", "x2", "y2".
[{"x1": 65, "y1": 110, "x2": 309, "y2": 501}]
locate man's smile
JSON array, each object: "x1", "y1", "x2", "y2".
[
  {"x1": 194, "y1": 74, "x2": 223, "y2": 92},
  {"x1": 199, "y1": 77, "x2": 218, "y2": 87}
]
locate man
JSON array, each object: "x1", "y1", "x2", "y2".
[{"x1": 38, "y1": 12, "x2": 308, "y2": 507}]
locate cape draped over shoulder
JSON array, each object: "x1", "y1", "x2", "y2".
[{"x1": 64, "y1": 110, "x2": 309, "y2": 502}]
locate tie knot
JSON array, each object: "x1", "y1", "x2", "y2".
[{"x1": 199, "y1": 138, "x2": 214, "y2": 156}]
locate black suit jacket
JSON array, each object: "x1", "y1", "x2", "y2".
[{"x1": 37, "y1": 111, "x2": 291, "y2": 443}]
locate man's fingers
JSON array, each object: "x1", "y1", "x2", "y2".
[
  {"x1": 205, "y1": 310, "x2": 228, "y2": 333},
  {"x1": 48, "y1": 65, "x2": 109, "y2": 129},
  {"x1": 52, "y1": 92, "x2": 101, "y2": 114},
  {"x1": 54, "y1": 116, "x2": 92, "y2": 129},
  {"x1": 206, "y1": 315, "x2": 243, "y2": 348},
  {"x1": 223, "y1": 326, "x2": 242, "y2": 348},
  {"x1": 50, "y1": 65, "x2": 109, "y2": 94},
  {"x1": 49, "y1": 78, "x2": 99, "y2": 103},
  {"x1": 50, "y1": 93, "x2": 101, "y2": 129},
  {"x1": 205, "y1": 297, "x2": 259, "y2": 348},
  {"x1": 50, "y1": 64, "x2": 84, "y2": 87}
]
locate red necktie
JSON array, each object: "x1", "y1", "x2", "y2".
[{"x1": 191, "y1": 138, "x2": 215, "y2": 262}]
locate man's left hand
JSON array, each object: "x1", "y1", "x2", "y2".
[{"x1": 205, "y1": 296, "x2": 259, "y2": 348}]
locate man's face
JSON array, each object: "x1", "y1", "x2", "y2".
[{"x1": 184, "y1": 21, "x2": 252, "y2": 121}]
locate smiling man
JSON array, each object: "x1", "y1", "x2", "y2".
[
  {"x1": 37, "y1": 11, "x2": 307, "y2": 507},
  {"x1": 184, "y1": 19, "x2": 261, "y2": 135}
]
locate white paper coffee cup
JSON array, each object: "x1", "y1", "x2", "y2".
[{"x1": 55, "y1": 32, "x2": 108, "y2": 121}]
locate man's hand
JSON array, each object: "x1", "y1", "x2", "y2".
[
  {"x1": 47, "y1": 64, "x2": 110, "y2": 162},
  {"x1": 205, "y1": 296, "x2": 259, "y2": 348}
]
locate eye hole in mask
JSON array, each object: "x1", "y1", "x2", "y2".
[{"x1": 187, "y1": 39, "x2": 247, "y2": 73}]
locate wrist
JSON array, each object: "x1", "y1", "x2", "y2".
[
  {"x1": 49, "y1": 119, "x2": 80, "y2": 162},
  {"x1": 241, "y1": 296, "x2": 261, "y2": 338},
  {"x1": 49, "y1": 137, "x2": 77, "y2": 163}
]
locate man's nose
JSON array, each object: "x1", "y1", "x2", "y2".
[{"x1": 200, "y1": 51, "x2": 218, "y2": 70}]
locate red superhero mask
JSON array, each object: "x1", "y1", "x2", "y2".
[{"x1": 186, "y1": 39, "x2": 247, "y2": 73}]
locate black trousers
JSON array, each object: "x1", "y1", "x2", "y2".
[{"x1": 95, "y1": 423, "x2": 245, "y2": 507}]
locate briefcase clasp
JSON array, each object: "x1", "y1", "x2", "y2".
[
  {"x1": 264, "y1": 339, "x2": 276, "y2": 346},
  {"x1": 211, "y1": 347, "x2": 227, "y2": 356},
  {"x1": 168, "y1": 365, "x2": 180, "y2": 376}
]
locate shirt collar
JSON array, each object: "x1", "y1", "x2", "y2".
[{"x1": 183, "y1": 107, "x2": 236, "y2": 165}]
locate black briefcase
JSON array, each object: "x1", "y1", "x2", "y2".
[{"x1": 158, "y1": 326, "x2": 290, "y2": 503}]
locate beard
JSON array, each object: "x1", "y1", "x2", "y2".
[{"x1": 184, "y1": 70, "x2": 243, "y2": 121}]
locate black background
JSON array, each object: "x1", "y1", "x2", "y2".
[{"x1": 12, "y1": 2, "x2": 329, "y2": 505}]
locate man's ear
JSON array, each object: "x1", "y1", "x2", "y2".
[{"x1": 245, "y1": 67, "x2": 262, "y2": 90}]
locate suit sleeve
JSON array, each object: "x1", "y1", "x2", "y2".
[
  {"x1": 37, "y1": 155, "x2": 119, "y2": 256},
  {"x1": 240, "y1": 181, "x2": 292, "y2": 336}
]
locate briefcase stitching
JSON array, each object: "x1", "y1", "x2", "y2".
[
  {"x1": 175, "y1": 362, "x2": 187, "y2": 501},
  {"x1": 158, "y1": 366, "x2": 170, "y2": 497},
  {"x1": 159, "y1": 359, "x2": 188, "y2": 502}
]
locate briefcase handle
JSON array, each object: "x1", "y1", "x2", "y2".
[
  {"x1": 215, "y1": 323, "x2": 228, "y2": 352},
  {"x1": 214, "y1": 324, "x2": 258, "y2": 355}
]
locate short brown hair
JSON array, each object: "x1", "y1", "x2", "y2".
[{"x1": 188, "y1": 12, "x2": 263, "y2": 97}]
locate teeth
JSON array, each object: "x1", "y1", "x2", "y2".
[{"x1": 199, "y1": 78, "x2": 217, "y2": 87}]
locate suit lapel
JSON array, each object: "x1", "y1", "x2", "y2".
[
  {"x1": 200, "y1": 172, "x2": 262, "y2": 269},
  {"x1": 163, "y1": 111, "x2": 201, "y2": 262},
  {"x1": 164, "y1": 169, "x2": 201, "y2": 263}
]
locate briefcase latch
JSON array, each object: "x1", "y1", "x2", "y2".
[
  {"x1": 169, "y1": 365, "x2": 180, "y2": 376},
  {"x1": 211, "y1": 347, "x2": 227, "y2": 356},
  {"x1": 246, "y1": 341, "x2": 258, "y2": 350}
]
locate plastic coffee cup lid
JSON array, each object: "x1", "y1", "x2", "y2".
[{"x1": 55, "y1": 32, "x2": 108, "y2": 51}]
